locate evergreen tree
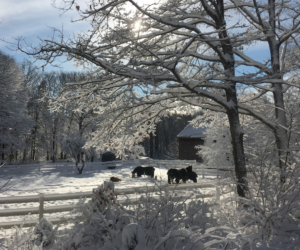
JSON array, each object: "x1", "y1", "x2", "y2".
[{"x1": 0, "y1": 51, "x2": 32, "y2": 161}]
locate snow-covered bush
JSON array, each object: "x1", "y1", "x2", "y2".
[
  {"x1": 2, "y1": 218, "x2": 57, "y2": 249},
  {"x1": 33, "y1": 218, "x2": 56, "y2": 247},
  {"x1": 91, "y1": 181, "x2": 117, "y2": 212},
  {"x1": 2, "y1": 225, "x2": 42, "y2": 250},
  {"x1": 48, "y1": 181, "x2": 250, "y2": 250},
  {"x1": 216, "y1": 160, "x2": 300, "y2": 248}
]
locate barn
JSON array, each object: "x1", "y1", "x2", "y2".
[{"x1": 177, "y1": 124, "x2": 206, "y2": 162}]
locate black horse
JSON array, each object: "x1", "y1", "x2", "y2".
[
  {"x1": 187, "y1": 171, "x2": 198, "y2": 183},
  {"x1": 167, "y1": 165, "x2": 193, "y2": 184},
  {"x1": 132, "y1": 166, "x2": 155, "y2": 178}
]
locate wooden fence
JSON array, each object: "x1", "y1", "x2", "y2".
[{"x1": 0, "y1": 159, "x2": 234, "y2": 229}]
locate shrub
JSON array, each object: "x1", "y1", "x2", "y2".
[
  {"x1": 33, "y1": 218, "x2": 56, "y2": 247},
  {"x1": 7, "y1": 169, "x2": 300, "y2": 250},
  {"x1": 216, "y1": 161, "x2": 300, "y2": 248},
  {"x1": 50, "y1": 181, "x2": 238, "y2": 249}
]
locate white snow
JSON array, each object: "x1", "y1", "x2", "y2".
[
  {"x1": 0, "y1": 162, "x2": 299, "y2": 249},
  {"x1": 0, "y1": 162, "x2": 220, "y2": 228},
  {"x1": 177, "y1": 124, "x2": 207, "y2": 138}
]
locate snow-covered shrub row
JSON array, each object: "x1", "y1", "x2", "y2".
[
  {"x1": 3, "y1": 182, "x2": 241, "y2": 249},
  {"x1": 5, "y1": 172, "x2": 300, "y2": 249},
  {"x1": 53, "y1": 181, "x2": 218, "y2": 250}
]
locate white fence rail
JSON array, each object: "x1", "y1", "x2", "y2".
[{"x1": 0, "y1": 178, "x2": 232, "y2": 229}]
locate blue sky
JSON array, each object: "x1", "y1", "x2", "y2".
[
  {"x1": 0, "y1": 0, "x2": 88, "y2": 72},
  {"x1": 1, "y1": 0, "x2": 270, "y2": 73}
]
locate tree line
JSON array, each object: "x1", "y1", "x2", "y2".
[{"x1": 0, "y1": 53, "x2": 196, "y2": 165}]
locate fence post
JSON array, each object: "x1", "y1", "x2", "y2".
[
  {"x1": 215, "y1": 187, "x2": 220, "y2": 201},
  {"x1": 217, "y1": 165, "x2": 219, "y2": 179},
  {"x1": 39, "y1": 193, "x2": 44, "y2": 220}
]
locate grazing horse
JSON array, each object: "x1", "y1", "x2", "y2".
[{"x1": 132, "y1": 166, "x2": 155, "y2": 178}]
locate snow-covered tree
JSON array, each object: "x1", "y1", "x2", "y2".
[
  {"x1": 24, "y1": 71, "x2": 93, "y2": 163},
  {"x1": 25, "y1": 72, "x2": 65, "y2": 162},
  {"x1": 195, "y1": 113, "x2": 233, "y2": 167},
  {"x1": 16, "y1": 0, "x2": 300, "y2": 195},
  {"x1": 21, "y1": 60, "x2": 43, "y2": 161},
  {"x1": 228, "y1": 0, "x2": 300, "y2": 182},
  {"x1": 0, "y1": 51, "x2": 32, "y2": 161},
  {"x1": 18, "y1": 0, "x2": 251, "y2": 197}
]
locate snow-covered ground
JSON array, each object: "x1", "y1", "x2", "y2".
[
  {"x1": 0, "y1": 162, "x2": 223, "y2": 228},
  {"x1": 1, "y1": 163, "x2": 299, "y2": 249}
]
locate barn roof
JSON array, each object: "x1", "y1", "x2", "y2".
[{"x1": 177, "y1": 124, "x2": 206, "y2": 138}]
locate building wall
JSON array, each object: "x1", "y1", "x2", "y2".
[{"x1": 178, "y1": 138, "x2": 204, "y2": 162}]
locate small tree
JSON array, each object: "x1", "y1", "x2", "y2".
[{"x1": 61, "y1": 132, "x2": 86, "y2": 174}]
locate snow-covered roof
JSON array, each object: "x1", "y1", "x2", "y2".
[{"x1": 177, "y1": 124, "x2": 206, "y2": 138}]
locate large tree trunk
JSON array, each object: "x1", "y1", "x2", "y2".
[
  {"x1": 201, "y1": 0, "x2": 248, "y2": 197},
  {"x1": 220, "y1": 0, "x2": 247, "y2": 197},
  {"x1": 227, "y1": 101, "x2": 248, "y2": 197},
  {"x1": 273, "y1": 83, "x2": 289, "y2": 181},
  {"x1": 267, "y1": 0, "x2": 289, "y2": 179}
]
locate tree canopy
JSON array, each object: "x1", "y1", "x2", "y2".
[{"x1": 16, "y1": 0, "x2": 300, "y2": 196}]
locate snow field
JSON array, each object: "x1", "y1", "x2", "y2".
[{"x1": 0, "y1": 162, "x2": 223, "y2": 230}]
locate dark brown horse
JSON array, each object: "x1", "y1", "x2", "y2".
[
  {"x1": 132, "y1": 166, "x2": 155, "y2": 178},
  {"x1": 167, "y1": 166, "x2": 193, "y2": 184}
]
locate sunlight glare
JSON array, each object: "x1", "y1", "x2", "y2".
[{"x1": 134, "y1": 20, "x2": 141, "y2": 31}]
